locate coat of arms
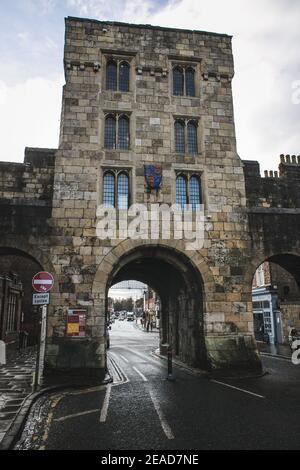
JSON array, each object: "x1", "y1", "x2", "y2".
[{"x1": 144, "y1": 164, "x2": 163, "y2": 191}]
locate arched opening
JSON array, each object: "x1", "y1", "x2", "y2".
[
  {"x1": 0, "y1": 247, "x2": 45, "y2": 358},
  {"x1": 251, "y1": 253, "x2": 300, "y2": 353},
  {"x1": 105, "y1": 245, "x2": 207, "y2": 369}
]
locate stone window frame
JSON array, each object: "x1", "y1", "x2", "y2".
[
  {"x1": 173, "y1": 117, "x2": 199, "y2": 155},
  {"x1": 174, "y1": 170, "x2": 203, "y2": 210},
  {"x1": 100, "y1": 166, "x2": 132, "y2": 209},
  {"x1": 103, "y1": 112, "x2": 131, "y2": 151},
  {"x1": 169, "y1": 57, "x2": 201, "y2": 98},
  {"x1": 102, "y1": 51, "x2": 136, "y2": 94}
]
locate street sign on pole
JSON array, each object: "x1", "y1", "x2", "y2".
[
  {"x1": 34, "y1": 304, "x2": 48, "y2": 390},
  {"x1": 32, "y1": 292, "x2": 50, "y2": 305},
  {"x1": 32, "y1": 272, "x2": 54, "y2": 293}
]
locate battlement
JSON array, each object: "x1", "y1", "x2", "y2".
[
  {"x1": 0, "y1": 147, "x2": 56, "y2": 201},
  {"x1": 280, "y1": 154, "x2": 300, "y2": 165},
  {"x1": 243, "y1": 155, "x2": 300, "y2": 208}
]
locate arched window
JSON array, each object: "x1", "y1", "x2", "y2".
[
  {"x1": 173, "y1": 67, "x2": 184, "y2": 96},
  {"x1": 176, "y1": 175, "x2": 187, "y2": 209},
  {"x1": 185, "y1": 68, "x2": 195, "y2": 97},
  {"x1": 189, "y1": 176, "x2": 201, "y2": 211},
  {"x1": 118, "y1": 115, "x2": 129, "y2": 150},
  {"x1": 187, "y1": 121, "x2": 198, "y2": 153},
  {"x1": 118, "y1": 172, "x2": 129, "y2": 209},
  {"x1": 103, "y1": 172, "x2": 115, "y2": 207},
  {"x1": 119, "y1": 61, "x2": 130, "y2": 92},
  {"x1": 175, "y1": 120, "x2": 185, "y2": 153},
  {"x1": 106, "y1": 60, "x2": 117, "y2": 90},
  {"x1": 104, "y1": 115, "x2": 116, "y2": 149}
]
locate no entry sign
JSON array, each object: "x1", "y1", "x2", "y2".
[{"x1": 32, "y1": 272, "x2": 54, "y2": 293}]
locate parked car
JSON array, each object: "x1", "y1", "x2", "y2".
[{"x1": 127, "y1": 312, "x2": 134, "y2": 321}]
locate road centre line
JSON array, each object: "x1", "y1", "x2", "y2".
[
  {"x1": 54, "y1": 409, "x2": 99, "y2": 422},
  {"x1": 211, "y1": 379, "x2": 265, "y2": 399},
  {"x1": 132, "y1": 366, "x2": 148, "y2": 382},
  {"x1": 148, "y1": 389, "x2": 175, "y2": 440},
  {"x1": 100, "y1": 384, "x2": 112, "y2": 422}
]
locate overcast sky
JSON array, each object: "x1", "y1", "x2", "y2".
[{"x1": 0, "y1": 0, "x2": 299, "y2": 171}]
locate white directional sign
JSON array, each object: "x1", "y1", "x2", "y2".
[{"x1": 32, "y1": 293, "x2": 50, "y2": 305}]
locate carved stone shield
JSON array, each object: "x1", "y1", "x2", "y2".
[{"x1": 144, "y1": 164, "x2": 163, "y2": 190}]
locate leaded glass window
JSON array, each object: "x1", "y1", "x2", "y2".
[
  {"x1": 185, "y1": 68, "x2": 195, "y2": 97},
  {"x1": 118, "y1": 116, "x2": 129, "y2": 150},
  {"x1": 104, "y1": 116, "x2": 116, "y2": 149},
  {"x1": 189, "y1": 176, "x2": 201, "y2": 211},
  {"x1": 187, "y1": 121, "x2": 198, "y2": 153},
  {"x1": 176, "y1": 175, "x2": 187, "y2": 209},
  {"x1": 118, "y1": 172, "x2": 129, "y2": 209},
  {"x1": 173, "y1": 67, "x2": 184, "y2": 96},
  {"x1": 175, "y1": 120, "x2": 185, "y2": 153},
  {"x1": 103, "y1": 172, "x2": 115, "y2": 207},
  {"x1": 106, "y1": 60, "x2": 117, "y2": 90},
  {"x1": 119, "y1": 62, "x2": 130, "y2": 92}
]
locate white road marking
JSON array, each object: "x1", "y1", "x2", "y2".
[
  {"x1": 108, "y1": 352, "x2": 130, "y2": 385},
  {"x1": 119, "y1": 354, "x2": 129, "y2": 363},
  {"x1": 133, "y1": 366, "x2": 148, "y2": 382},
  {"x1": 261, "y1": 353, "x2": 291, "y2": 362},
  {"x1": 67, "y1": 385, "x2": 105, "y2": 396},
  {"x1": 211, "y1": 380, "x2": 265, "y2": 399},
  {"x1": 54, "y1": 409, "x2": 99, "y2": 422},
  {"x1": 100, "y1": 384, "x2": 112, "y2": 422},
  {"x1": 148, "y1": 389, "x2": 174, "y2": 440},
  {"x1": 120, "y1": 347, "x2": 164, "y2": 368}
]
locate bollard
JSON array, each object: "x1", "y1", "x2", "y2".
[{"x1": 167, "y1": 344, "x2": 174, "y2": 381}]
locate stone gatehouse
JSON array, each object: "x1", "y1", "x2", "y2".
[{"x1": 0, "y1": 17, "x2": 299, "y2": 380}]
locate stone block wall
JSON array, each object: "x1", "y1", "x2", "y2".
[
  {"x1": 243, "y1": 155, "x2": 300, "y2": 209},
  {"x1": 43, "y1": 17, "x2": 262, "y2": 375}
]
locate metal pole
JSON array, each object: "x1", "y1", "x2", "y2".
[
  {"x1": 167, "y1": 344, "x2": 174, "y2": 380},
  {"x1": 166, "y1": 302, "x2": 174, "y2": 381},
  {"x1": 33, "y1": 306, "x2": 42, "y2": 392}
]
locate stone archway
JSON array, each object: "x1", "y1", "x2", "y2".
[
  {"x1": 93, "y1": 240, "x2": 212, "y2": 370},
  {"x1": 245, "y1": 251, "x2": 300, "y2": 347},
  {"x1": 0, "y1": 244, "x2": 56, "y2": 354}
]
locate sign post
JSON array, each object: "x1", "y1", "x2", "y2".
[{"x1": 32, "y1": 272, "x2": 54, "y2": 391}]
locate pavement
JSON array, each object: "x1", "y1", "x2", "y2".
[
  {"x1": 0, "y1": 349, "x2": 36, "y2": 444},
  {"x1": 12, "y1": 320, "x2": 300, "y2": 450},
  {"x1": 257, "y1": 341, "x2": 292, "y2": 358}
]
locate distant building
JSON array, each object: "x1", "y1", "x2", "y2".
[
  {"x1": 252, "y1": 263, "x2": 300, "y2": 344},
  {"x1": 0, "y1": 273, "x2": 23, "y2": 356}
]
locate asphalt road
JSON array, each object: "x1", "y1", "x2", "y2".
[{"x1": 15, "y1": 320, "x2": 300, "y2": 450}]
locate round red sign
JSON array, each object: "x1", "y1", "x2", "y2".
[{"x1": 32, "y1": 271, "x2": 54, "y2": 293}]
